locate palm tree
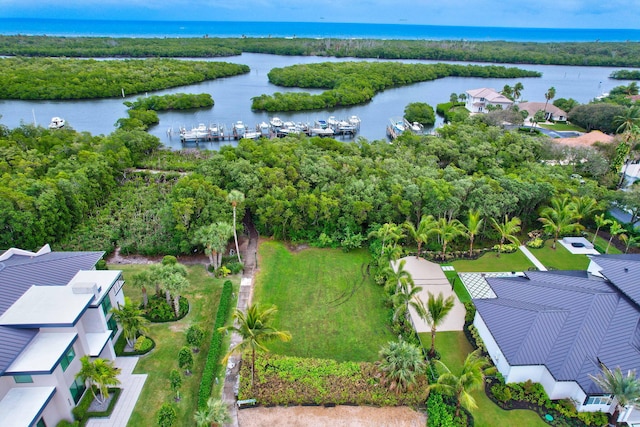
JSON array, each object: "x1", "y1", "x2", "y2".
[
  {"x1": 543, "y1": 86, "x2": 556, "y2": 118},
  {"x1": 110, "y1": 297, "x2": 150, "y2": 348},
  {"x1": 411, "y1": 293, "x2": 455, "y2": 357},
  {"x1": 619, "y1": 234, "x2": 640, "y2": 254},
  {"x1": 194, "y1": 397, "x2": 232, "y2": 427},
  {"x1": 382, "y1": 259, "x2": 413, "y2": 295},
  {"x1": 607, "y1": 221, "x2": 624, "y2": 253},
  {"x1": 220, "y1": 303, "x2": 291, "y2": 385},
  {"x1": 164, "y1": 272, "x2": 190, "y2": 318},
  {"x1": 193, "y1": 222, "x2": 234, "y2": 269},
  {"x1": 539, "y1": 196, "x2": 583, "y2": 249},
  {"x1": 434, "y1": 217, "x2": 466, "y2": 260},
  {"x1": 513, "y1": 82, "x2": 524, "y2": 102},
  {"x1": 403, "y1": 214, "x2": 436, "y2": 259},
  {"x1": 377, "y1": 340, "x2": 425, "y2": 393},
  {"x1": 369, "y1": 222, "x2": 404, "y2": 256},
  {"x1": 501, "y1": 84, "x2": 514, "y2": 100},
  {"x1": 568, "y1": 195, "x2": 600, "y2": 230},
  {"x1": 430, "y1": 349, "x2": 495, "y2": 417},
  {"x1": 76, "y1": 356, "x2": 121, "y2": 404},
  {"x1": 613, "y1": 107, "x2": 640, "y2": 188},
  {"x1": 392, "y1": 280, "x2": 422, "y2": 323},
  {"x1": 592, "y1": 213, "x2": 612, "y2": 244},
  {"x1": 491, "y1": 215, "x2": 521, "y2": 257},
  {"x1": 227, "y1": 189, "x2": 245, "y2": 263},
  {"x1": 589, "y1": 363, "x2": 640, "y2": 425},
  {"x1": 464, "y1": 210, "x2": 484, "y2": 257},
  {"x1": 130, "y1": 270, "x2": 152, "y2": 309}
]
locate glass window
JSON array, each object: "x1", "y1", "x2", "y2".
[
  {"x1": 101, "y1": 296, "x2": 112, "y2": 316},
  {"x1": 36, "y1": 419, "x2": 47, "y2": 427},
  {"x1": 14, "y1": 374, "x2": 33, "y2": 383},
  {"x1": 107, "y1": 316, "x2": 118, "y2": 338},
  {"x1": 586, "y1": 395, "x2": 611, "y2": 405},
  {"x1": 69, "y1": 376, "x2": 86, "y2": 404},
  {"x1": 60, "y1": 346, "x2": 75, "y2": 372}
]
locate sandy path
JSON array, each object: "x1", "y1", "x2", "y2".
[{"x1": 238, "y1": 405, "x2": 426, "y2": 427}]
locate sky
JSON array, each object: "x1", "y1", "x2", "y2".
[{"x1": 1, "y1": 0, "x2": 639, "y2": 29}]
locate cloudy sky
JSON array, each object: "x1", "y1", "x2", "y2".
[{"x1": 1, "y1": 0, "x2": 639, "y2": 29}]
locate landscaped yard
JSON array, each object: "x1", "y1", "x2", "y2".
[
  {"x1": 528, "y1": 239, "x2": 590, "y2": 270},
  {"x1": 252, "y1": 241, "x2": 394, "y2": 362},
  {"x1": 113, "y1": 263, "x2": 235, "y2": 427},
  {"x1": 428, "y1": 331, "x2": 547, "y2": 427},
  {"x1": 451, "y1": 249, "x2": 534, "y2": 272},
  {"x1": 540, "y1": 122, "x2": 585, "y2": 132}
]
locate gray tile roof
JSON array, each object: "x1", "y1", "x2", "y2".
[
  {"x1": 474, "y1": 260, "x2": 640, "y2": 396},
  {"x1": 0, "y1": 249, "x2": 104, "y2": 375},
  {"x1": 592, "y1": 256, "x2": 640, "y2": 308}
]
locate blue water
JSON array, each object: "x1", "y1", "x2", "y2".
[{"x1": 1, "y1": 18, "x2": 640, "y2": 42}]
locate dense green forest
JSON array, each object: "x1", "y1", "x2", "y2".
[
  {"x1": 610, "y1": 69, "x2": 640, "y2": 80},
  {"x1": 252, "y1": 62, "x2": 540, "y2": 111},
  {"x1": 2, "y1": 35, "x2": 640, "y2": 67},
  {"x1": 2, "y1": 117, "x2": 624, "y2": 255},
  {"x1": 0, "y1": 57, "x2": 249, "y2": 100}
]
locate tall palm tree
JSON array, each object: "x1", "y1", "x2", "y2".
[
  {"x1": 383, "y1": 259, "x2": 413, "y2": 295},
  {"x1": 513, "y1": 82, "x2": 524, "y2": 102},
  {"x1": 377, "y1": 340, "x2": 425, "y2": 393},
  {"x1": 369, "y1": 222, "x2": 404, "y2": 256},
  {"x1": 220, "y1": 303, "x2": 291, "y2": 385},
  {"x1": 589, "y1": 363, "x2": 640, "y2": 425},
  {"x1": 130, "y1": 270, "x2": 152, "y2": 309},
  {"x1": 543, "y1": 86, "x2": 556, "y2": 118},
  {"x1": 194, "y1": 397, "x2": 231, "y2": 427},
  {"x1": 464, "y1": 210, "x2": 484, "y2": 257},
  {"x1": 539, "y1": 196, "x2": 583, "y2": 249},
  {"x1": 76, "y1": 356, "x2": 121, "y2": 404},
  {"x1": 227, "y1": 189, "x2": 245, "y2": 263},
  {"x1": 411, "y1": 293, "x2": 455, "y2": 357},
  {"x1": 164, "y1": 272, "x2": 190, "y2": 318},
  {"x1": 568, "y1": 195, "x2": 600, "y2": 230},
  {"x1": 619, "y1": 234, "x2": 640, "y2": 254},
  {"x1": 501, "y1": 84, "x2": 514, "y2": 100},
  {"x1": 392, "y1": 280, "x2": 422, "y2": 323},
  {"x1": 613, "y1": 107, "x2": 640, "y2": 188},
  {"x1": 403, "y1": 214, "x2": 436, "y2": 259},
  {"x1": 435, "y1": 217, "x2": 466, "y2": 260},
  {"x1": 110, "y1": 297, "x2": 150, "y2": 347},
  {"x1": 491, "y1": 215, "x2": 521, "y2": 257},
  {"x1": 592, "y1": 213, "x2": 612, "y2": 244},
  {"x1": 430, "y1": 349, "x2": 495, "y2": 417},
  {"x1": 607, "y1": 221, "x2": 624, "y2": 253},
  {"x1": 193, "y1": 222, "x2": 234, "y2": 269}
]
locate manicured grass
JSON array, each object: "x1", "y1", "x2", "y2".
[
  {"x1": 528, "y1": 239, "x2": 590, "y2": 270},
  {"x1": 253, "y1": 241, "x2": 394, "y2": 362},
  {"x1": 589, "y1": 233, "x2": 623, "y2": 255},
  {"x1": 444, "y1": 270, "x2": 472, "y2": 303},
  {"x1": 451, "y1": 249, "x2": 534, "y2": 272},
  {"x1": 115, "y1": 264, "x2": 236, "y2": 427},
  {"x1": 432, "y1": 331, "x2": 547, "y2": 427},
  {"x1": 540, "y1": 122, "x2": 585, "y2": 132}
]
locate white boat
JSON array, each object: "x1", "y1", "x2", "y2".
[
  {"x1": 48, "y1": 117, "x2": 65, "y2": 129},
  {"x1": 337, "y1": 120, "x2": 357, "y2": 134},
  {"x1": 387, "y1": 118, "x2": 406, "y2": 140},
  {"x1": 269, "y1": 117, "x2": 284, "y2": 128},
  {"x1": 327, "y1": 116, "x2": 339, "y2": 127},
  {"x1": 194, "y1": 123, "x2": 208, "y2": 138},
  {"x1": 232, "y1": 121, "x2": 247, "y2": 139},
  {"x1": 407, "y1": 120, "x2": 424, "y2": 133},
  {"x1": 348, "y1": 115, "x2": 361, "y2": 128},
  {"x1": 243, "y1": 130, "x2": 262, "y2": 140},
  {"x1": 309, "y1": 127, "x2": 334, "y2": 137},
  {"x1": 209, "y1": 123, "x2": 224, "y2": 138},
  {"x1": 258, "y1": 122, "x2": 271, "y2": 136}
]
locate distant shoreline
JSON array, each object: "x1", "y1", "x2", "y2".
[{"x1": 2, "y1": 18, "x2": 640, "y2": 42}]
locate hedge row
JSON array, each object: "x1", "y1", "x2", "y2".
[{"x1": 197, "y1": 280, "x2": 234, "y2": 409}]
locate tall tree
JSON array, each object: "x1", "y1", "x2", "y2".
[
  {"x1": 434, "y1": 217, "x2": 466, "y2": 260},
  {"x1": 110, "y1": 297, "x2": 150, "y2": 348},
  {"x1": 592, "y1": 213, "x2": 612, "y2": 244},
  {"x1": 130, "y1": 270, "x2": 152, "y2": 309},
  {"x1": 193, "y1": 222, "x2": 234, "y2": 269},
  {"x1": 430, "y1": 349, "x2": 495, "y2": 417},
  {"x1": 178, "y1": 346, "x2": 194, "y2": 375},
  {"x1": 491, "y1": 215, "x2": 521, "y2": 257},
  {"x1": 539, "y1": 196, "x2": 582, "y2": 249},
  {"x1": 227, "y1": 189, "x2": 245, "y2": 263},
  {"x1": 543, "y1": 86, "x2": 556, "y2": 118},
  {"x1": 392, "y1": 279, "x2": 422, "y2": 323},
  {"x1": 569, "y1": 195, "x2": 600, "y2": 230},
  {"x1": 403, "y1": 214, "x2": 436, "y2": 259},
  {"x1": 589, "y1": 363, "x2": 640, "y2": 425},
  {"x1": 377, "y1": 340, "x2": 425, "y2": 393},
  {"x1": 194, "y1": 397, "x2": 231, "y2": 427},
  {"x1": 369, "y1": 222, "x2": 404, "y2": 256},
  {"x1": 464, "y1": 209, "x2": 484, "y2": 257},
  {"x1": 613, "y1": 107, "x2": 640, "y2": 188},
  {"x1": 383, "y1": 258, "x2": 414, "y2": 296},
  {"x1": 76, "y1": 356, "x2": 121, "y2": 404},
  {"x1": 607, "y1": 221, "x2": 624, "y2": 253},
  {"x1": 164, "y1": 271, "x2": 190, "y2": 318},
  {"x1": 411, "y1": 293, "x2": 455, "y2": 357},
  {"x1": 169, "y1": 369, "x2": 182, "y2": 401},
  {"x1": 501, "y1": 84, "x2": 514, "y2": 100},
  {"x1": 513, "y1": 82, "x2": 524, "y2": 101},
  {"x1": 220, "y1": 303, "x2": 292, "y2": 385}
]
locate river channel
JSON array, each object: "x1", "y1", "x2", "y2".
[{"x1": 0, "y1": 53, "x2": 631, "y2": 150}]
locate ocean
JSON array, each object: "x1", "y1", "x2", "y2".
[{"x1": 1, "y1": 18, "x2": 640, "y2": 42}]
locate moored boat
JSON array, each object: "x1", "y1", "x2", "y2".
[
  {"x1": 48, "y1": 117, "x2": 65, "y2": 129},
  {"x1": 232, "y1": 121, "x2": 247, "y2": 139},
  {"x1": 269, "y1": 117, "x2": 284, "y2": 128}
]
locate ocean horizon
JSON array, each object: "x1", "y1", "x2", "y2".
[{"x1": 1, "y1": 18, "x2": 640, "y2": 42}]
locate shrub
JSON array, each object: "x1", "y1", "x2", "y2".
[
  {"x1": 56, "y1": 420, "x2": 79, "y2": 427},
  {"x1": 73, "y1": 387, "x2": 121, "y2": 423},
  {"x1": 492, "y1": 243, "x2": 518, "y2": 253},
  {"x1": 133, "y1": 336, "x2": 153, "y2": 352},
  {"x1": 143, "y1": 295, "x2": 188, "y2": 322},
  {"x1": 214, "y1": 266, "x2": 231, "y2": 278},
  {"x1": 114, "y1": 332, "x2": 155, "y2": 356},
  {"x1": 225, "y1": 261, "x2": 244, "y2": 275},
  {"x1": 427, "y1": 392, "x2": 459, "y2": 427},
  {"x1": 526, "y1": 238, "x2": 544, "y2": 249},
  {"x1": 186, "y1": 324, "x2": 205, "y2": 351},
  {"x1": 491, "y1": 384, "x2": 512, "y2": 403}
]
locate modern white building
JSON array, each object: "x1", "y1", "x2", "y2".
[
  {"x1": 0, "y1": 245, "x2": 124, "y2": 427},
  {"x1": 473, "y1": 254, "x2": 640, "y2": 425},
  {"x1": 465, "y1": 88, "x2": 514, "y2": 113}
]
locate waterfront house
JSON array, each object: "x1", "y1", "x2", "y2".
[
  {"x1": 464, "y1": 88, "x2": 514, "y2": 113},
  {"x1": 473, "y1": 254, "x2": 640, "y2": 425},
  {"x1": 0, "y1": 245, "x2": 124, "y2": 427},
  {"x1": 517, "y1": 101, "x2": 568, "y2": 122}
]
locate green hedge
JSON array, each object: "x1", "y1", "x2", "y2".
[
  {"x1": 72, "y1": 387, "x2": 122, "y2": 426},
  {"x1": 114, "y1": 333, "x2": 156, "y2": 356},
  {"x1": 197, "y1": 280, "x2": 234, "y2": 409}
]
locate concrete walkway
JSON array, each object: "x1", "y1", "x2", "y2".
[
  {"x1": 518, "y1": 245, "x2": 547, "y2": 271},
  {"x1": 86, "y1": 357, "x2": 147, "y2": 427},
  {"x1": 394, "y1": 257, "x2": 466, "y2": 332}
]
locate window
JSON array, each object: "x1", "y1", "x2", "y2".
[
  {"x1": 60, "y1": 346, "x2": 75, "y2": 372},
  {"x1": 101, "y1": 296, "x2": 112, "y2": 316},
  {"x1": 36, "y1": 418, "x2": 47, "y2": 427},
  {"x1": 69, "y1": 376, "x2": 86, "y2": 404},
  {"x1": 107, "y1": 316, "x2": 118, "y2": 338},
  {"x1": 14, "y1": 374, "x2": 33, "y2": 383},
  {"x1": 586, "y1": 395, "x2": 611, "y2": 405}
]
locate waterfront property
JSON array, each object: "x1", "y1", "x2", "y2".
[
  {"x1": 472, "y1": 254, "x2": 640, "y2": 425},
  {"x1": 0, "y1": 245, "x2": 124, "y2": 427},
  {"x1": 464, "y1": 88, "x2": 513, "y2": 113},
  {"x1": 518, "y1": 102, "x2": 568, "y2": 122}
]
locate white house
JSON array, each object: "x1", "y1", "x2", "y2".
[
  {"x1": 473, "y1": 254, "x2": 640, "y2": 425},
  {"x1": 0, "y1": 245, "x2": 124, "y2": 427},
  {"x1": 465, "y1": 88, "x2": 514, "y2": 113},
  {"x1": 517, "y1": 101, "x2": 568, "y2": 122}
]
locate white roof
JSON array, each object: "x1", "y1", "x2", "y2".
[
  {"x1": 466, "y1": 88, "x2": 513, "y2": 104},
  {"x1": 68, "y1": 270, "x2": 121, "y2": 306},
  {"x1": 0, "y1": 387, "x2": 56, "y2": 427},
  {"x1": 0, "y1": 286, "x2": 92, "y2": 327},
  {"x1": 6, "y1": 332, "x2": 76, "y2": 374},
  {"x1": 86, "y1": 331, "x2": 113, "y2": 356}
]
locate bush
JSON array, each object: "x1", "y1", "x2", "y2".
[
  {"x1": 492, "y1": 243, "x2": 518, "y2": 253},
  {"x1": 491, "y1": 384, "x2": 512, "y2": 403},
  {"x1": 526, "y1": 238, "x2": 544, "y2": 249},
  {"x1": 114, "y1": 332, "x2": 155, "y2": 356},
  {"x1": 73, "y1": 387, "x2": 122, "y2": 423},
  {"x1": 225, "y1": 261, "x2": 244, "y2": 275},
  {"x1": 56, "y1": 420, "x2": 79, "y2": 427},
  {"x1": 133, "y1": 335, "x2": 154, "y2": 352},
  {"x1": 143, "y1": 295, "x2": 189, "y2": 322},
  {"x1": 197, "y1": 280, "x2": 233, "y2": 409},
  {"x1": 427, "y1": 392, "x2": 462, "y2": 427}
]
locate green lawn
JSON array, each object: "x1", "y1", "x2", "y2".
[
  {"x1": 444, "y1": 270, "x2": 472, "y2": 303},
  {"x1": 252, "y1": 241, "x2": 394, "y2": 362},
  {"x1": 540, "y1": 122, "x2": 585, "y2": 132},
  {"x1": 528, "y1": 239, "x2": 590, "y2": 270},
  {"x1": 589, "y1": 233, "x2": 624, "y2": 255},
  {"x1": 115, "y1": 263, "x2": 235, "y2": 427},
  {"x1": 430, "y1": 331, "x2": 547, "y2": 427},
  {"x1": 451, "y1": 249, "x2": 534, "y2": 272}
]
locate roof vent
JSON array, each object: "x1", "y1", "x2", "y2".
[{"x1": 624, "y1": 267, "x2": 629, "y2": 273}]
